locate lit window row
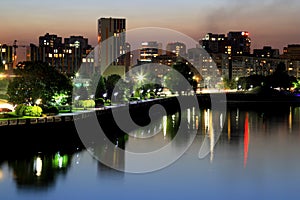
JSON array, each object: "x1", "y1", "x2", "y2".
[
  {"x1": 49, "y1": 53, "x2": 65, "y2": 58},
  {"x1": 82, "y1": 58, "x2": 94, "y2": 63}
]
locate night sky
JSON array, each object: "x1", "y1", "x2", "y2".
[{"x1": 1, "y1": 0, "x2": 300, "y2": 52}]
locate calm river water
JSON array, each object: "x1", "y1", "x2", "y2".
[{"x1": 1, "y1": 105, "x2": 300, "y2": 200}]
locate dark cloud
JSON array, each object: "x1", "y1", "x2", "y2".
[{"x1": 198, "y1": 0, "x2": 300, "y2": 50}]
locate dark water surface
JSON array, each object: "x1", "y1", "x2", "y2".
[{"x1": 1, "y1": 106, "x2": 300, "y2": 200}]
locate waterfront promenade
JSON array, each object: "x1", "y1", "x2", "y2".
[{"x1": 1, "y1": 92, "x2": 300, "y2": 128}]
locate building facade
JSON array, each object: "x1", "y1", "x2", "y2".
[
  {"x1": 200, "y1": 33, "x2": 227, "y2": 54},
  {"x1": 27, "y1": 33, "x2": 93, "y2": 76},
  {"x1": 139, "y1": 41, "x2": 162, "y2": 63},
  {"x1": 166, "y1": 42, "x2": 186, "y2": 57},
  {"x1": 97, "y1": 18, "x2": 126, "y2": 67},
  {"x1": 226, "y1": 31, "x2": 251, "y2": 56},
  {"x1": 0, "y1": 44, "x2": 14, "y2": 72},
  {"x1": 253, "y1": 46, "x2": 280, "y2": 58}
]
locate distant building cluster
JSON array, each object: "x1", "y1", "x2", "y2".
[
  {"x1": 200, "y1": 32, "x2": 300, "y2": 80},
  {"x1": 0, "y1": 34, "x2": 93, "y2": 77},
  {"x1": 1, "y1": 17, "x2": 300, "y2": 86}
]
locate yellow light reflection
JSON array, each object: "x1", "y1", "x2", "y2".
[
  {"x1": 289, "y1": 107, "x2": 292, "y2": 132},
  {"x1": 228, "y1": 112, "x2": 231, "y2": 141},
  {"x1": 0, "y1": 169, "x2": 3, "y2": 181},
  {"x1": 195, "y1": 116, "x2": 199, "y2": 130}
]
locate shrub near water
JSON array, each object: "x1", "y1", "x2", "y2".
[
  {"x1": 41, "y1": 105, "x2": 59, "y2": 115},
  {"x1": 15, "y1": 104, "x2": 43, "y2": 117},
  {"x1": 79, "y1": 100, "x2": 95, "y2": 108}
]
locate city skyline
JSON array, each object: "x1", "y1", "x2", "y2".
[{"x1": 1, "y1": 0, "x2": 300, "y2": 52}]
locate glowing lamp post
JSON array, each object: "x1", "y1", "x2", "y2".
[
  {"x1": 137, "y1": 74, "x2": 145, "y2": 83},
  {"x1": 113, "y1": 92, "x2": 118, "y2": 103}
]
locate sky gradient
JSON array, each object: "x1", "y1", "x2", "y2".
[{"x1": 1, "y1": 0, "x2": 300, "y2": 53}]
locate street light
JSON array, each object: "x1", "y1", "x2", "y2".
[
  {"x1": 74, "y1": 96, "x2": 80, "y2": 101},
  {"x1": 35, "y1": 98, "x2": 42, "y2": 105},
  {"x1": 113, "y1": 92, "x2": 119, "y2": 103},
  {"x1": 136, "y1": 74, "x2": 145, "y2": 82}
]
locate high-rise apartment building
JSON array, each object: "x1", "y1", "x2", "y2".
[
  {"x1": 253, "y1": 46, "x2": 280, "y2": 58},
  {"x1": 282, "y1": 44, "x2": 300, "y2": 60},
  {"x1": 226, "y1": 31, "x2": 251, "y2": 56},
  {"x1": 0, "y1": 44, "x2": 14, "y2": 71},
  {"x1": 200, "y1": 33, "x2": 227, "y2": 54},
  {"x1": 28, "y1": 33, "x2": 93, "y2": 76},
  {"x1": 39, "y1": 33, "x2": 64, "y2": 64},
  {"x1": 139, "y1": 41, "x2": 162, "y2": 63},
  {"x1": 64, "y1": 36, "x2": 92, "y2": 75},
  {"x1": 97, "y1": 17, "x2": 126, "y2": 68},
  {"x1": 166, "y1": 42, "x2": 186, "y2": 57}
]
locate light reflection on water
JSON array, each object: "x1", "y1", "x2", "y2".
[{"x1": 1, "y1": 106, "x2": 300, "y2": 199}]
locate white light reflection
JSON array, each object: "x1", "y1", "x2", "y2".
[
  {"x1": 34, "y1": 157, "x2": 43, "y2": 177},
  {"x1": 58, "y1": 157, "x2": 63, "y2": 168},
  {"x1": 204, "y1": 109, "x2": 210, "y2": 133},
  {"x1": 187, "y1": 108, "x2": 191, "y2": 124},
  {"x1": 236, "y1": 108, "x2": 239, "y2": 124},
  {"x1": 192, "y1": 107, "x2": 196, "y2": 130},
  {"x1": 220, "y1": 113, "x2": 223, "y2": 129},
  {"x1": 209, "y1": 110, "x2": 214, "y2": 163},
  {"x1": 171, "y1": 114, "x2": 176, "y2": 127},
  {"x1": 163, "y1": 115, "x2": 167, "y2": 137},
  {"x1": 199, "y1": 108, "x2": 220, "y2": 162},
  {"x1": 75, "y1": 153, "x2": 81, "y2": 165}
]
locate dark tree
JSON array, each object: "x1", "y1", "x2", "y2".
[
  {"x1": 95, "y1": 76, "x2": 106, "y2": 99},
  {"x1": 75, "y1": 86, "x2": 89, "y2": 100},
  {"x1": 106, "y1": 74, "x2": 122, "y2": 98},
  {"x1": 238, "y1": 75, "x2": 265, "y2": 90},
  {"x1": 7, "y1": 61, "x2": 72, "y2": 105},
  {"x1": 0, "y1": 60, "x2": 4, "y2": 72},
  {"x1": 88, "y1": 74, "x2": 107, "y2": 99},
  {"x1": 266, "y1": 62, "x2": 294, "y2": 89},
  {"x1": 165, "y1": 61, "x2": 196, "y2": 92}
]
